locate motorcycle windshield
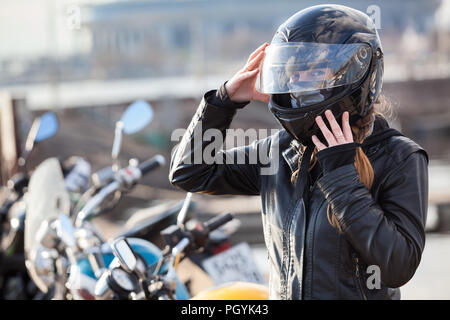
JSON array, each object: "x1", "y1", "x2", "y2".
[{"x1": 24, "y1": 158, "x2": 71, "y2": 293}]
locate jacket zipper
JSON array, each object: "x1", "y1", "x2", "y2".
[
  {"x1": 286, "y1": 200, "x2": 304, "y2": 299},
  {"x1": 353, "y1": 255, "x2": 368, "y2": 300},
  {"x1": 304, "y1": 188, "x2": 326, "y2": 299}
]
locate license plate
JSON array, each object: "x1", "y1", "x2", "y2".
[{"x1": 201, "y1": 242, "x2": 265, "y2": 285}]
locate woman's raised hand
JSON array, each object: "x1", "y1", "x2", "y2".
[
  {"x1": 225, "y1": 42, "x2": 271, "y2": 104},
  {"x1": 312, "y1": 110, "x2": 354, "y2": 151}
]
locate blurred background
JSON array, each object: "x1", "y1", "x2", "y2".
[{"x1": 0, "y1": 0, "x2": 449, "y2": 299}]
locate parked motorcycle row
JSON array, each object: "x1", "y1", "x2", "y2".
[{"x1": 0, "y1": 101, "x2": 269, "y2": 300}]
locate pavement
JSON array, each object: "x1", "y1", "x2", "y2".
[{"x1": 400, "y1": 232, "x2": 450, "y2": 299}]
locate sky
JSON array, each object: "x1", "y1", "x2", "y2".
[{"x1": 0, "y1": 0, "x2": 114, "y2": 60}]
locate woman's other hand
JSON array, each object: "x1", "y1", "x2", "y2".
[{"x1": 225, "y1": 42, "x2": 270, "y2": 104}]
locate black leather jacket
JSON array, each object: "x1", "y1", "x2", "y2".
[{"x1": 169, "y1": 88, "x2": 429, "y2": 300}]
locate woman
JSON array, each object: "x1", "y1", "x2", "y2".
[{"x1": 169, "y1": 5, "x2": 429, "y2": 300}]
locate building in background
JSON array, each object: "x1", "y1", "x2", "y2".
[
  {"x1": 0, "y1": 0, "x2": 446, "y2": 85},
  {"x1": 0, "y1": 0, "x2": 449, "y2": 159}
]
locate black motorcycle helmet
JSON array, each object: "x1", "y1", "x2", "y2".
[{"x1": 260, "y1": 4, "x2": 383, "y2": 144}]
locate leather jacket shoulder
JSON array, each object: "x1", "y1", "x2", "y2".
[{"x1": 386, "y1": 135, "x2": 429, "y2": 164}]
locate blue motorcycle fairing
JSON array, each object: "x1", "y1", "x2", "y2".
[{"x1": 76, "y1": 237, "x2": 190, "y2": 300}]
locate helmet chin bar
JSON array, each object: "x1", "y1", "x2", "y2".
[
  {"x1": 270, "y1": 84, "x2": 352, "y2": 143},
  {"x1": 290, "y1": 89, "x2": 327, "y2": 109}
]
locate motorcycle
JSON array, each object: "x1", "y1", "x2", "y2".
[
  {"x1": 0, "y1": 111, "x2": 60, "y2": 299},
  {"x1": 118, "y1": 193, "x2": 234, "y2": 264},
  {"x1": 94, "y1": 210, "x2": 269, "y2": 300},
  {"x1": 24, "y1": 100, "x2": 266, "y2": 300},
  {"x1": 75, "y1": 99, "x2": 265, "y2": 296},
  {"x1": 23, "y1": 100, "x2": 184, "y2": 299}
]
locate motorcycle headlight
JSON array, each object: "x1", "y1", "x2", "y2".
[{"x1": 109, "y1": 268, "x2": 137, "y2": 294}]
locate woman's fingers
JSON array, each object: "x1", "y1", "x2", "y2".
[
  {"x1": 325, "y1": 110, "x2": 347, "y2": 144},
  {"x1": 253, "y1": 90, "x2": 270, "y2": 103},
  {"x1": 226, "y1": 69, "x2": 258, "y2": 99},
  {"x1": 314, "y1": 110, "x2": 354, "y2": 150},
  {"x1": 227, "y1": 43, "x2": 269, "y2": 103},
  {"x1": 312, "y1": 135, "x2": 327, "y2": 151},
  {"x1": 341, "y1": 111, "x2": 353, "y2": 142},
  {"x1": 246, "y1": 50, "x2": 264, "y2": 71},
  {"x1": 247, "y1": 42, "x2": 269, "y2": 63},
  {"x1": 315, "y1": 115, "x2": 337, "y2": 147},
  {"x1": 236, "y1": 68, "x2": 259, "y2": 82}
]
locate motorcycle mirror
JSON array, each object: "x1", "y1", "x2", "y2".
[
  {"x1": 111, "y1": 238, "x2": 137, "y2": 273},
  {"x1": 177, "y1": 192, "x2": 192, "y2": 226},
  {"x1": 35, "y1": 112, "x2": 59, "y2": 142},
  {"x1": 121, "y1": 100, "x2": 153, "y2": 135},
  {"x1": 19, "y1": 112, "x2": 59, "y2": 167},
  {"x1": 110, "y1": 101, "x2": 153, "y2": 166}
]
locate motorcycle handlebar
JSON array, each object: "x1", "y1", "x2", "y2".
[
  {"x1": 76, "y1": 155, "x2": 165, "y2": 226},
  {"x1": 91, "y1": 166, "x2": 115, "y2": 188},
  {"x1": 204, "y1": 213, "x2": 233, "y2": 232},
  {"x1": 138, "y1": 155, "x2": 165, "y2": 176}
]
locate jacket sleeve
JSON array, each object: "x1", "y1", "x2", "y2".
[
  {"x1": 169, "y1": 89, "x2": 267, "y2": 196},
  {"x1": 317, "y1": 150, "x2": 428, "y2": 288}
]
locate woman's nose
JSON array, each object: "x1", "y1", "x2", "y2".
[{"x1": 290, "y1": 73, "x2": 300, "y2": 83}]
